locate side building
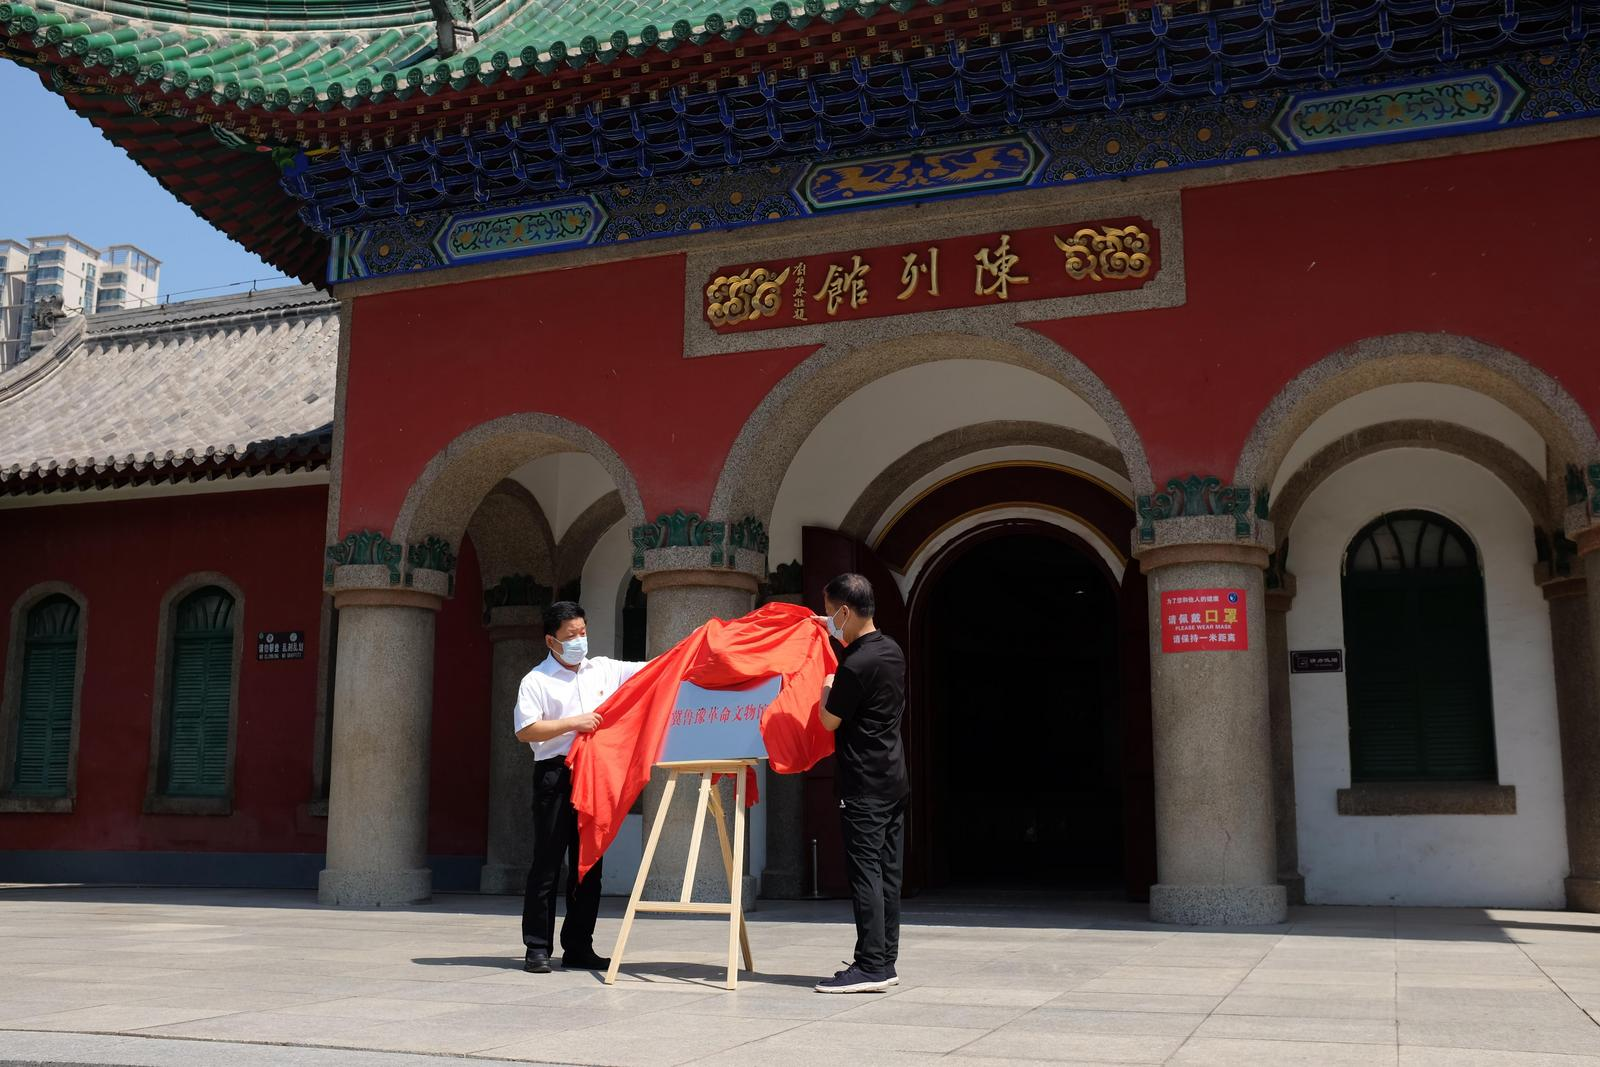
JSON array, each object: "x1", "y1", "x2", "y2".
[{"x1": 0, "y1": 285, "x2": 649, "y2": 893}]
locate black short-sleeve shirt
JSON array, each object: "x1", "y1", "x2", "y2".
[{"x1": 828, "y1": 630, "x2": 909, "y2": 800}]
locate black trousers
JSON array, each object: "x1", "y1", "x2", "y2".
[
  {"x1": 521, "y1": 755, "x2": 603, "y2": 956},
  {"x1": 839, "y1": 793, "x2": 907, "y2": 974}
]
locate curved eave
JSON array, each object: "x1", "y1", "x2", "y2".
[
  {"x1": 5, "y1": 65, "x2": 328, "y2": 281},
  {"x1": 0, "y1": 0, "x2": 1061, "y2": 119},
  {"x1": 0, "y1": 418, "x2": 334, "y2": 495}
]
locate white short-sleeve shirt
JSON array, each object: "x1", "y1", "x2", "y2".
[{"x1": 513, "y1": 654, "x2": 649, "y2": 760}]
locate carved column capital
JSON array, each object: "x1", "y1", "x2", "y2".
[
  {"x1": 631, "y1": 510, "x2": 769, "y2": 577},
  {"x1": 1132, "y1": 476, "x2": 1274, "y2": 574},
  {"x1": 1574, "y1": 523, "x2": 1600, "y2": 559},
  {"x1": 640, "y1": 568, "x2": 761, "y2": 597},
  {"x1": 331, "y1": 563, "x2": 447, "y2": 611}
]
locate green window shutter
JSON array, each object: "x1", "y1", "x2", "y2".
[
  {"x1": 1343, "y1": 584, "x2": 1419, "y2": 781},
  {"x1": 1342, "y1": 512, "x2": 1497, "y2": 784},
  {"x1": 12, "y1": 595, "x2": 79, "y2": 796},
  {"x1": 1413, "y1": 580, "x2": 1496, "y2": 780},
  {"x1": 164, "y1": 588, "x2": 234, "y2": 797}
]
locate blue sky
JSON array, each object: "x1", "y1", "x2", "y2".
[{"x1": 0, "y1": 62, "x2": 299, "y2": 299}]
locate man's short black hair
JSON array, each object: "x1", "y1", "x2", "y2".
[
  {"x1": 543, "y1": 601, "x2": 586, "y2": 637},
  {"x1": 824, "y1": 573, "x2": 875, "y2": 619}
]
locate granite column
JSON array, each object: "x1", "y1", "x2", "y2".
[
  {"x1": 1135, "y1": 514, "x2": 1286, "y2": 925},
  {"x1": 319, "y1": 565, "x2": 446, "y2": 906}
]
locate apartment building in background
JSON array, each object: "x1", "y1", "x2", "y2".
[
  {"x1": 0, "y1": 239, "x2": 26, "y2": 369},
  {"x1": 1, "y1": 234, "x2": 161, "y2": 367}
]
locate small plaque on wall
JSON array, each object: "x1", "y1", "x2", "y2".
[
  {"x1": 257, "y1": 631, "x2": 306, "y2": 661},
  {"x1": 1290, "y1": 649, "x2": 1343, "y2": 673}
]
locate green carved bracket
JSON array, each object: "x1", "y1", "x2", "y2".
[
  {"x1": 1135, "y1": 476, "x2": 1255, "y2": 543},
  {"x1": 631, "y1": 510, "x2": 768, "y2": 569},
  {"x1": 407, "y1": 536, "x2": 458, "y2": 595},
  {"x1": 482, "y1": 573, "x2": 553, "y2": 623},
  {"x1": 766, "y1": 559, "x2": 804, "y2": 597},
  {"x1": 726, "y1": 517, "x2": 770, "y2": 569},
  {"x1": 1567, "y1": 464, "x2": 1589, "y2": 507},
  {"x1": 1535, "y1": 527, "x2": 1580, "y2": 579},
  {"x1": 325, "y1": 530, "x2": 403, "y2": 585}
]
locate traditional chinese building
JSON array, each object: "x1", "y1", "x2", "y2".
[{"x1": 2, "y1": 0, "x2": 1599, "y2": 924}]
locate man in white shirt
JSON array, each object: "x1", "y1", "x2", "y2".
[{"x1": 514, "y1": 601, "x2": 648, "y2": 973}]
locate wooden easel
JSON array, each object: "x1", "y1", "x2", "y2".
[{"x1": 605, "y1": 759, "x2": 757, "y2": 990}]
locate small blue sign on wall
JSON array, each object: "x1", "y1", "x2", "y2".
[{"x1": 657, "y1": 676, "x2": 779, "y2": 764}]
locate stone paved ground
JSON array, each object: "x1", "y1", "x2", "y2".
[{"x1": 0, "y1": 887, "x2": 1597, "y2": 1066}]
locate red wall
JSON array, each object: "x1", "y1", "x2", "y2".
[
  {"x1": 0, "y1": 486, "x2": 497, "y2": 859},
  {"x1": 339, "y1": 254, "x2": 814, "y2": 529},
  {"x1": 1037, "y1": 136, "x2": 1600, "y2": 481},
  {"x1": 340, "y1": 135, "x2": 1600, "y2": 534},
  {"x1": 0, "y1": 486, "x2": 331, "y2": 854},
  {"x1": 427, "y1": 533, "x2": 491, "y2": 856}
]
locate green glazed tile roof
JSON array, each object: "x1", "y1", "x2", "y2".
[{"x1": 1, "y1": 0, "x2": 939, "y2": 113}]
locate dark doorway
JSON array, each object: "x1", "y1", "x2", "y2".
[{"x1": 919, "y1": 530, "x2": 1123, "y2": 890}]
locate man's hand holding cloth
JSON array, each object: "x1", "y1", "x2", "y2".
[{"x1": 566, "y1": 601, "x2": 838, "y2": 880}]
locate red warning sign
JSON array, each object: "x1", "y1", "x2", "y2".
[{"x1": 1161, "y1": 589, "x2": 1248, "y2": 652}]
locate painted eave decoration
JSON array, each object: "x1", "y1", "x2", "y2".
[{"x1": 1, "y1": 0, "x2": 1596, "y2": 284}]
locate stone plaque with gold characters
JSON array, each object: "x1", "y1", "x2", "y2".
[{"x1": 702, "y1": 218, "x2": 1159, "y2": 335}]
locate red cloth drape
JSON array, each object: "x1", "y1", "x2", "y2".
[{"x1": 567, "y1": 601, "x2": 837, "y2": 879}]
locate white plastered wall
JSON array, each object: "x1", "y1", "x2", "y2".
[
  {"x1": 1270, "y1": 383, "x2": 1547, "y2": 502},
  {"x1": 581, "y1": 518, "x2": 632, "y2": 659},
  {"x1": 768, "y1": 360, "x2": 1120, "y2": 564},
  {"x1": 510, "y1": 451, "x2": 616, "y2": 541},
  {"x1": 1287, "y1": 448, "x2": 1568, "y2": 907}
]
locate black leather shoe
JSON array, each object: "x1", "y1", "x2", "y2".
[
  {"x1": 523, "y1": 949, "x2": 552, "y2": 974},
  {"x1": 562, "y1": 949, "x2": 611, "y2": 971}
]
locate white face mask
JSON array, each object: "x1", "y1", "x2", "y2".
[
  {"x1": 825, "y1": 607, "x2": 846, "y2": 643},
  {"x1": 552, "y1": 634, "x2": 588, "y2": 664}
]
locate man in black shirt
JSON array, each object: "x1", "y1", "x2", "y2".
[{"x1": 813, "y1": 572, "x2": 909, "y2": 994}]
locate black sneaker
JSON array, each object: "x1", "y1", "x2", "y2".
[
  {"x1": 814, "y1": 962, "x2": 894, "y2": 994},
  {"x1": 562, "y1": 949, "x2": 612, "y2": 971},
  {"x1": 886, "y1": 963, "x2": 900, "y2": 986}
]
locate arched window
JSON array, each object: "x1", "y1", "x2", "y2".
[
  {"x1": 1341, "y1": 511, "x2": 1497, "y2": 783},
  {"x1": 162, "y1": 586, "x2": 236, "y2": 797},
  {"x1": 12, "y1": 595, "x2": 81, "y2": 796}
]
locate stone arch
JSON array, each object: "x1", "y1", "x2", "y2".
[
  {"x1": 465, "y1": 480, "x2": 557, "y2": 588},
  {"x1": 553, "y1": 490, "x2": 626, "y2": 588},
  {"x1": 1234, "y1": 334, "x2": 1600, "y2": 524},
  {"x1": 708, "y1": 327, "x2": 1153, "y2": 528},
  {"x1": 1272, "y1": 420, "x2": 1548, "y2": 537},
  {"x1": 839, "y1": 419, "x2": 1130, "y2": 543},
  {"x1": 901, "y1": 507, "x2": 1129, "y2": 602},
  {"x1": 392, "y1": 412, "x2": 645, "y2": 553}
]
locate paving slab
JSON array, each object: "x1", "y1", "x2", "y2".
[{"x1": 0, "y1": 887, "x2": 1596, "y2": 1066}]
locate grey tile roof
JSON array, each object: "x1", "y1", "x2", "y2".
[{"x1": 0, "y1": 284, "x2": 338, "y2": 492}]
